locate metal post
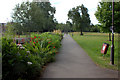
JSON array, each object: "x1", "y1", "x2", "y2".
[{"x1": 110, "y1": 0, "x2": 114, "y2": 65}]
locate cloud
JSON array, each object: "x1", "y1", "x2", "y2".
[
  {"x1": 50, "y1": 0, "x2": 100, "y2": 24},
  {"x1": 0, "y1": 0, "x2": 100, "y2": 24},
  {"x1": 0, "y1": 0, "x2": 31, "y2": 23}
]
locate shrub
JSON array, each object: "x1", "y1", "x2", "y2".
[{"x1": 2, "y1": 32, "x2": 63, "y2": 80}]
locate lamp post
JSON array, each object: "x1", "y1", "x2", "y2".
[{"x1": 110, "y1": 0, "x2": 114, "y2": 65}]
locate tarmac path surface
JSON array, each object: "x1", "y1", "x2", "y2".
[{"x1": 42, "y1": 34, "x2": 118, "y2": 78}]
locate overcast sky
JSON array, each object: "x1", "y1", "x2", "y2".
[{"x1": 0, "y1": 0, "x2": 100, "y2": 24}]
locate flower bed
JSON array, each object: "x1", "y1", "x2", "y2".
[{"x1": 2, "y1": 32, "x2": 63, "y2": 80}]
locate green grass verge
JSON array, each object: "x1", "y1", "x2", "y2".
[
  {"x1": 70, "y1": 32, "x2": 118, "y2": 70},
  {"x1": 0, "y1": 53, "x2": 1, "y2": 57}
]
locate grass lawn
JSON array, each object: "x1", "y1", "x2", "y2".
[
  {"x1": 70, "y1": 32, "x2": 118, "y2": 70},
  {"x1": 0, "y1": 53, "x2": 1, "y2": 57}
]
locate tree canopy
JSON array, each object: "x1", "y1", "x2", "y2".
[
  {"x1": 56, "y1": 21, "x2": 73, "y2": 33},
  {"x1": 68, "y1": 4, "x2": 91, "y2": 35},
  {"x1": 12, "y1": 1, "x2": 56, "y2": 34},
  {"x1": 95, "y1": 2, "x2": 120, "y2": 33}
]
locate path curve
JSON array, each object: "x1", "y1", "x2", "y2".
[{"x1": 42, "y1": 34, "x2": 118, "y2": 78}]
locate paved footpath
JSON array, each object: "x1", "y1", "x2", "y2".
[{"x1": 42, "y1": 34, "x2": 118, "y2": 78}]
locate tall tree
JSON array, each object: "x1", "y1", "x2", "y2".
[
  {"x1": 68, "y1": 4, "x2": 91, "y2": 35},
  {"x1": 95, "y1": 2, "x2": 120, "y2": 40},
  {"x1": 90, "y1": 24, "x2": 100, "y2": 32},
  {"x1": 66, "y1": 21, "x2": 73, "y2": 32},
  {"x1": 12, "y1": 1, "x2": 56, "y2": 34},
  {"x1": 35, "y1": 2, "x2": 56, "y2": 32},
  {"x1": 12, "y1": 2, "x2": 31, "y2": 33}
]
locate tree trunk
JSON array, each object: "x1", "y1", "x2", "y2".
[
  {"x1": 109, "y1": 33, "x2": 111, "y2": 41},
  {"x1": 80, "y1": 29, "x2": 83, "y2": 35}
]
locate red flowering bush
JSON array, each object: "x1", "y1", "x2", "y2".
[{"x1": 2, "y1": 32, "x2": 63, "y2": 80}]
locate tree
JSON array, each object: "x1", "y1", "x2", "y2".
[
  {"x1": 55, "y1": 22, "x2": 73, "y2": 33},
  {"x1": 3, "y1": 22, "x2": 16, "y2": 38},
  {"x1": 66, "y1": 21, "x2": 73, "y2": 32},
  {"x1": 29, "y1": 2, "x2": 45, "y2": 32},
  {"x1": 12, "y1": 1, "x2": 56, "y2": 34},
  {"x1": 12, "y1": 2, "x2": 31, "y2": 33},
  {"x1": 35, "y1": 2, "x2": 56, "y2": 32},
  {"x1": 56, "y1": 23, "x2": 64, "y2": 32},
  {"x1": 88, "y1": 23, "x2": 100, "y2": 32},
  {"x1": 95, "y1": 2, "x2": 120, "y2": 40},
  {"x1": 68, "y1": 4, "x2": 91, "y2": 35}
]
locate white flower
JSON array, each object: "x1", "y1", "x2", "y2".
[
  {"x1": 20, "y1": 47, "x2": 25, "y2": 49},
  {"x1": 17, "y1": 44, "x2": 22, "y2": 47},
  {"x1": 27, "y1": 51, "x2": 30, "y2": 54},
  {"x1": 17, "y1": 44, "x2": 19, "y2": 46},
  {"x1": 27, "y1": 62, "x2": 32, "y2": 65}
]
